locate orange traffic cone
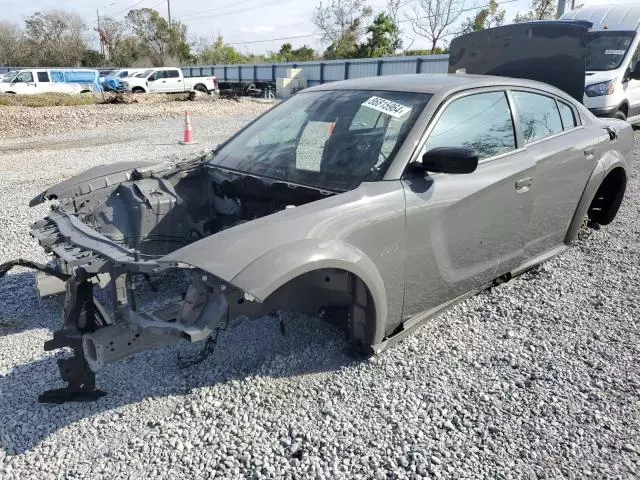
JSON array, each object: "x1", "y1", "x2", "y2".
[{"x1": 179, "y1": 111, "x2": 194, "y2": 145}]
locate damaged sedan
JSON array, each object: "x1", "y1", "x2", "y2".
[{"x1": 1, "y1": 23, "x2": 634, "y2": 402}]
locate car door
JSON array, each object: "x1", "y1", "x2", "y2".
[
  {"x1": 165, "y1": 69, "x2": 183, "y2": 92},
  {"x1": 402, "y1": 90, "x2": 536, "y2": 320},
  {"x1": 626, "y1": 43, "x2": 640, "y2": 121},
  {"x1": 147, "y1": 70, "x2": 167, "y2": 93},
  {"x1": 508, "y1": 90, "x2": 601, "y2": 259},
  {"x1": 11, "y1": 71, "x2": 37, "y2": 94}
]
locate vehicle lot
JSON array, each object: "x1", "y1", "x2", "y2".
[{"x1": 0, "y1": 103, "x2": 638, "y2": 479}]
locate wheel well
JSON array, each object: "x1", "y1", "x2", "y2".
[
  {"x1": 262, "y1": 268, "x2": 377, "y2": 351},
  {"x1": 618, "y1": 103, "x2": 629, "y2": 116},
  {"x1": 80, "y1": 90, "x2": 91, "y2": 93},
  {"x1": 132, "y1": 87, "x2": 145, "y2": 93},
  {"x1": 588, "y1": 167, "x2": 626, "y2": 225}
]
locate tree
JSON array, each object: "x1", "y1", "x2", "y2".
[
  {"x1": 407, "y1": 0, "x2": 465, "y2": 53},
  {"x1": 197, "y1": 35, "x2": 247, "y2": 64},
  {"x1": 112, "y1": 36, "x2": 143, "y2": 67},
  {"x1": 358, "y1": 13, "x2": 402, "y2": 57},
  {"x1": 313, "y1": 0, "x2": 372, "y2": 59},
  {"x1": 268, "y1": 43, "x2": 318, "y2": 62},
  {"x1": 386, "y1": 0, "x2": 404, "y2": 55},
  {"x1": 96, "y1": 16, "x2": 126, "y2": 61},
  {"x1": 81, "y1": 49, "x2": 106, "y2": 67},
  {"x1": 514, "y1": 0, "x2": 556, "y2": 22},
  {"x1": 461, "y1": 0, "x2": 505, "y2": 33},
  {"x1": 24, "y1": 10, "x2": 88, "y2": 66},
  {"x1": 126, "y1": 8, "x2": 191, "y2": 66},
  {"x1": 0, "y1": 21, "x2": 28, "y2": 66}
]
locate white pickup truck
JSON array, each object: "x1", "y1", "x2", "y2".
[
  {"x1": 122, "y1": 67, "x2": 218, "y2": 94},
  {"x1": 0, "y1": 69, "x2": 99, "y2": 95}
]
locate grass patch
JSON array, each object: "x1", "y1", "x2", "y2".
[{"x1": 0, "y1": 93, "x2": 97, "y2": 107}]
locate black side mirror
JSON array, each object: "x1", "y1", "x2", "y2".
[{"x1": 417, "y1": 147, "x2": 479, "y2": 174}]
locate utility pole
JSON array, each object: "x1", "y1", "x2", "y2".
[
  {"x1": 167, "y1": 0, "x2": 172, "y2": 26},
  {"x1": 96, "y1": 9, "x2": 103, "y2": 56}
]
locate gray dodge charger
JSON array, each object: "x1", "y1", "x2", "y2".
[{"x1": 1, "y1": 23, "x2": 635, "y2": 402}]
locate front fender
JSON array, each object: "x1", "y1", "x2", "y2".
[
  {"x1": 244, "y1": 240, "x2": 388, "y2": 346},
  {"x1": 203, "y1": 238, "x2": 389, "y2": 347}
]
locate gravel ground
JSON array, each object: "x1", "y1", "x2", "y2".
[
  {"x1": 0, "y1": 108, "x2": 638, "y2": 480},
  {"x1": 0, "y1": 97, "x2": 274, "y2": 138}
]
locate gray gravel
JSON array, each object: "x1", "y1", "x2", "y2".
[
  {"x1": 0, "y1": 109, "x2": 638, "y2": 480},
  {"x1": 0, "y1": 97, "x2": 274, "y2": 138}
]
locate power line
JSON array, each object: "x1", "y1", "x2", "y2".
[
  {"x1": 399, "y1": 0, "x2": 522, "y2": 24},
  {"x1": 111, "y1": 0, "x2": 147, "y2": 16},
  {"x1": 182, "y1": 0, "x2": 295, "y2": 23},
  {"x1": 202, "y1": 0, "x2": 523, "y2": 47},
  {"x1": 177, "y1": 0, "x2": 269, "y2": 20}
]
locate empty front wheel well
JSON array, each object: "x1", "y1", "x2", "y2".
[
  {"x1": 588, "y1": 167, "x2": 626, "y2": 225},
  {"x1": 262, "y1": 268, "x2": 377, "y2": 352}
]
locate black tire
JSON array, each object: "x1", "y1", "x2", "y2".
[
  {"x1": 194, "y1": 84, "x2": 209, "y2": 94},
  {"x1": 132, "y1": 87, "x2": 145, "y2": 94},
  {"x1": 615, "y1": 108, "x2": 627, "y2": 121}
]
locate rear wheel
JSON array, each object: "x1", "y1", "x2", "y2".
[{"x1": 194, "y1": 84, "x2": 209, "y2": 94}]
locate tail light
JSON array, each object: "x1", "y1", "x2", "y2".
[{"x1": 212, "y1": 77, "x2": 218, "y2": 89}]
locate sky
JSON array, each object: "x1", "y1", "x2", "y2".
[{"x1": 0, "y1": 0, "x2": 610, "y2": 54}]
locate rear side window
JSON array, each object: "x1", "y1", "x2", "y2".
[
  {"x1": 167, "y1": 70, "x2": 180, "y2": 78},
  {"x1": 37, "y1": 72, "x2": 49, "y2": 82},
  {"x1": 423, "y1": 91, "x2": 516, "y2": 160},
  {"x1": 512, "y1": 91, "x2": 563, "y2": 143},
  {"x1": 557, "y1": 101, "x2": 576, "y2": 130}
]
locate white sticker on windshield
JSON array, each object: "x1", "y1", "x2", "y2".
[
  {"x1": 605, "y1": 49, "x2": 625, "y2": 55},
  {"x1": 362, "y1": 96, "x2": 411, "y2": 118}
]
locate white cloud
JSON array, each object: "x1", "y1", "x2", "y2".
[{"x1": 239, "y1": 25, "x2": 275, "y2": 34}]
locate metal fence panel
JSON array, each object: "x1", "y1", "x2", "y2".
[
  {"x1": 323, "y1": 63, "x2": 345, "y2": 81},
  {"x1": 420, "y1": 56, "x2": 450, "y2": 74},
  {"x1": 255, "y1": 65, "x2": 272, "y2": 81},
  {"x1": 0, "y1": 55, "x2": 450, "y2": 84},
  {"x1": 349, "y1": 61, "x2": 378, "y2": 79},
  {"x1": 380, "y1": 59, "x2": 416, "y2": 76}
]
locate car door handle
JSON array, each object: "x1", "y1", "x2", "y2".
[
  {"x1": 177, "y1": 80, "x2": 182, "y2": 82},
  {"x1": 515, "y1": 177, "x2": 533, "y2": 193},
  {"x1": 584, "y1": 147, "x2": 595, "y2": 160}
]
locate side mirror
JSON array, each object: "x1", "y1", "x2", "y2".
[{"x1": 417, "y1": 147, "x2": 478, "y2": 174}]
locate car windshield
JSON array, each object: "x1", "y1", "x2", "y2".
[
  {"x1": 210, "y1": 90, "x2": 431, "y2": 191},
  {"x1": 586, "y1": 31, "x2": 636, "y2": 71},
  {"x1": 136, "y1": 70, "x2": 153, "y2": 77}
]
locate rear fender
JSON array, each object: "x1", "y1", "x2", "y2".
[{"x1": 565, "y1": 149, "x2": 626, "y2": 243}]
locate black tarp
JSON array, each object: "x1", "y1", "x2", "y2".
[{"x1": 448, "y1": 21, "x2": 592, "y2": 102}]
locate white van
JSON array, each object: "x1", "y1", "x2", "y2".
[
  {"x1": 0, "y1": 69, "x2": 100, "y2": 95},
  {"x1": 562, "y1": 2, "x2": 640, "y2": 125}
]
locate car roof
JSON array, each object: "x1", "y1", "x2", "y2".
[
  {"x1": 306, "y1": 73, "x2": 572, "y2": 99},
  {"x1": 560, "y1": 2, "x2": 640, "y2": 31}
]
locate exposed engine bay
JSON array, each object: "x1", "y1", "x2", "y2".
[
  {"x1": 2, "y1": 156, "x2": 338, "y2": 403},
  {"x1": 71, "y1": 161, "x2": 332, "y2": 257}
]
